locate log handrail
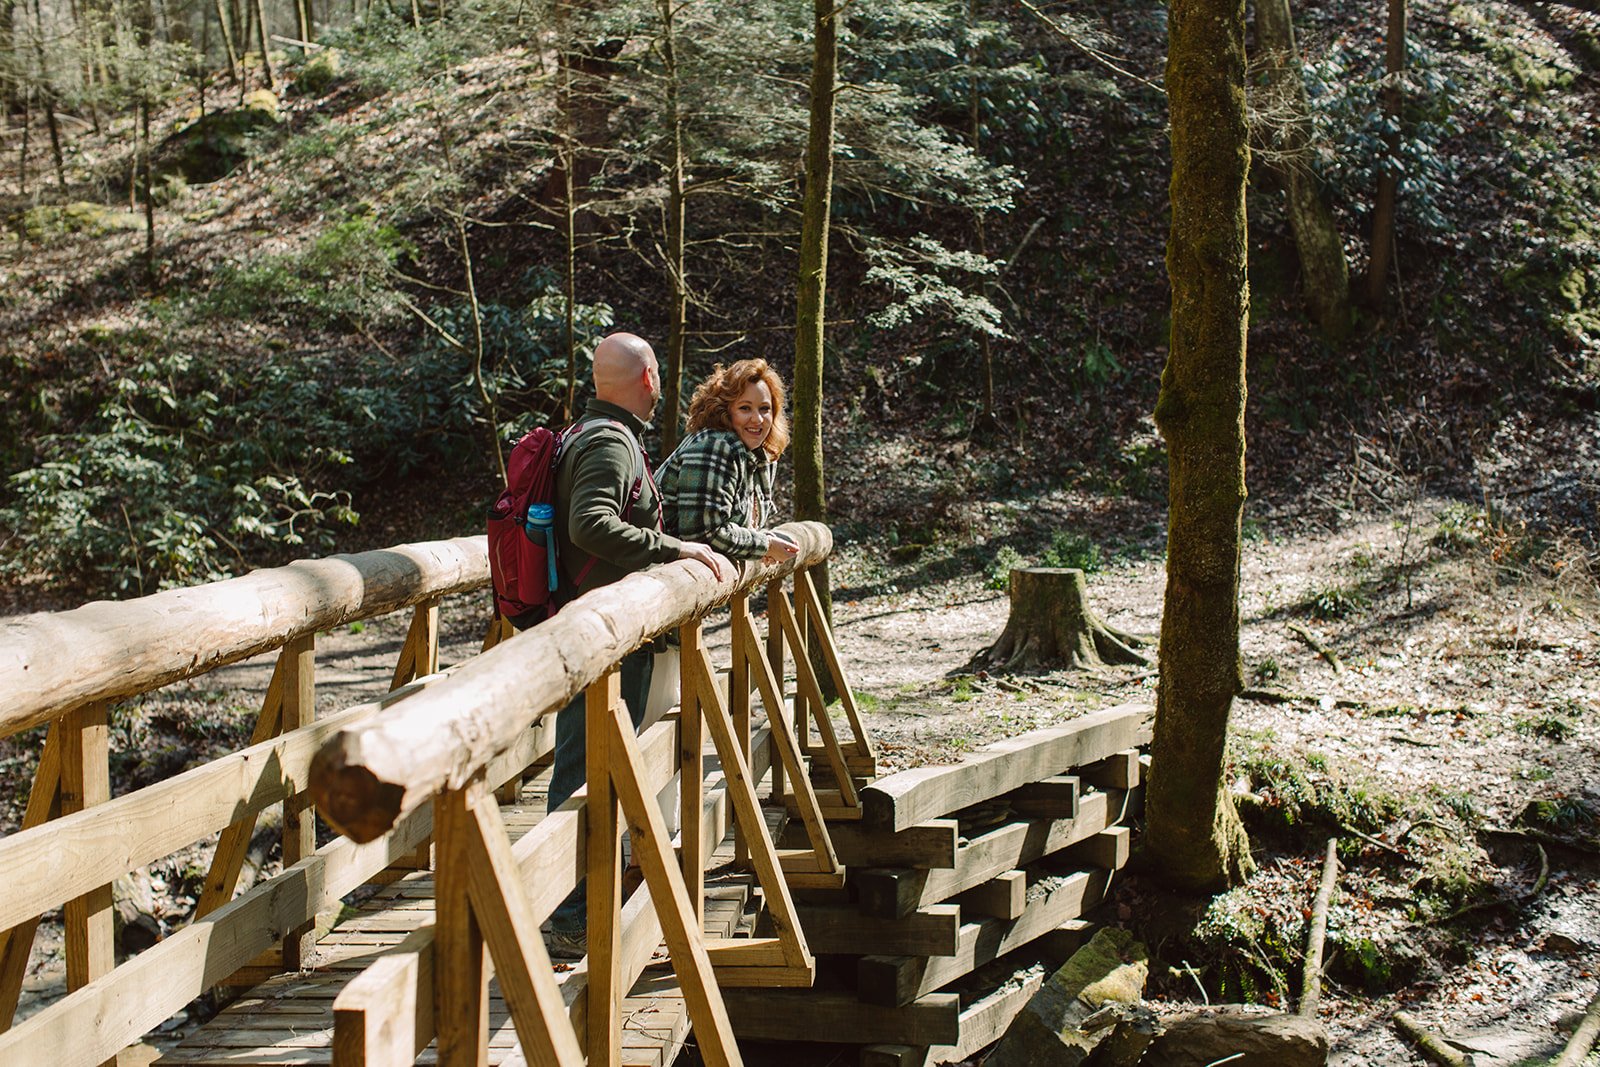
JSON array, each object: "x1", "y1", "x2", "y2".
[
  {"x1": 0, "y1": 536, "x2": 489, "y2": 737},
  {"x1": 309, "y1": 520, "x2": 833, "y2": 843}
]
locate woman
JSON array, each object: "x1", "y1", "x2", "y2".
[{"x1": 657, "y1": 358, "x2": 799, "y2": 566}]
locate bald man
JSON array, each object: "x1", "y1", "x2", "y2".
[{"x1": 544, "y1": 332, "x2": 722, "y2": 958}]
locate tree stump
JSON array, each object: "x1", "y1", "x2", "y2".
[{"x1": 985, "y1": 568, "x2": 1150, "y2": 671}]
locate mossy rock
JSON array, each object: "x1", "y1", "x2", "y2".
[
  {"x1": 12, "y1": 201, "x2": 144, "y2": 242},
  {"x1": 1327, "y1": 931, "x2": 1424, "y2": 993},
  {"x1": 290, "y1": 49, "x2": 341, "y2": 97},
  {"x1": 157, "y1": 97, "x2": 282, "y2": 184}
]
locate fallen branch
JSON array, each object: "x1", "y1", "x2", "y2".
[
  {"x1": 1287, "y1": 623, "x2": 1344, "y2": 673},
  {"x1": 1554, "y1": 986, "x2": 1600, "y2": 1067},
  {"x1": 1300, "y1": 838, "x2": 1338, "y2": 1017},
  {"x1": 1341, "y1": 823, "x2": 1407, "y2": 858},
  {"x1": 1392, "y1": 1010, "x2": 1469, "y2": 1067}
]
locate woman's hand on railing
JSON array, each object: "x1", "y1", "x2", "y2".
[
  {"x1": 762, "y1": 532, "x2": 799, "y2": 567},
  {"x1": 676, "y1": 541, "x2": 725, "y2": 581}
]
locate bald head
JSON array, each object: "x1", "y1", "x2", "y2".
[{"x1": 593, "y1": 333, "x2": 660, "y2": 419}]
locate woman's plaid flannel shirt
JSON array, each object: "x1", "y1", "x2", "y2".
[{"x1": 656, "y1": 428, "x2": 777, "y2": 560}]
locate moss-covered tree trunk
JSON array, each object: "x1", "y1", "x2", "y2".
[
  {"x1": 794, "y1": 0, "x2": 839, "y2": 700},
  {"x1": 1145, "y1": 0, "x2": 1255, "y2": 893},
  {"x1": 1256, "y1": 0, "x2": 1351, "y2": 339}
]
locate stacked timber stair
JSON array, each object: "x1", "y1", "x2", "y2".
[{"x1": 733, "y1": 702, "x2": 1155, "y2": 1067}]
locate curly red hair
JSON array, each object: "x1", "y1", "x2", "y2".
[{"x1": 684, "y1": 358, "x2": 790, "y2": 460}]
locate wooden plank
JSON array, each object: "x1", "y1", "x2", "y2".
[
  {"x1": 283, "y1": 634, "x2": 317, "y2": 972},
  {"x1": 792, "y1": 904, "x2": 961, "y2": 958},
  {"x1": 930, "y1": 963, "x2": 1047, "y2": 1063},
  {"x1": 781, "y1": 820, "x2": 958, "y2": 870},
  {"x1": 859, "y1": 704, "x2": 1153, "y2": 832},
  {"x1": 793, "y1": 568, "x2": 874, "y2": 763},
  {"x1": 954, "y1": 870, "x2": 1026, "y2": 921},
  {"x1": 587, "y1": 673, "x2": 623, "y2": 1067},
  {"x1": 0, "y1": 536, "x2": 491, "y2": 736},
  {"x1": 722, "y1": 991, "x2": 959, "y2": 1046},
  {"x1": 770, "y1": 588, "x2": 858, "y2": 809},
  {"x1": 309, "y1": 523, "x2": 834, "y2": 844},
  {"x1": 332, "y1": 953, "x2": 423, "y2": 1067},
  {"x1": 1077, "y1": 827, "x2": 1131, "y2": 871},
  {"x1": 739, "y1": 613, "x2": 840, "y2": 880},
  {"x1": 1079, "y1": 750, "x2": 1141, "y2": 791},
  {"x1": 0, "y1": 671, "x2": 448, "y2": 936},
  {"x1": 857, "y1": 869, "x2": 1113, "y2": 1006},
  {"x1": 1007, "y1": 775, "x2": 1079, "y2": 820},
  {"x1": 853, "y1": 790, "x2": 1127, "y2": 918},
  {"x1": 688, "y1": 646, "x2": 814, "y2": 984},
  {"x1": 196, "y1": 657, "x2": 288, "y2": 920},
  {"x1": 461, "y1": 782, "x2": 583, "y2": 1067},
  {"x1": 0, "y1": 793, "x2": 434, "y2": 1067},
  {"x1": 603, "y1": 688, "x2": 741, "y2": 1067},
  {"x1": 0, "y1": 722, "x2": 62, "y2": 1029},
  {"x1": 61, "y1": 701, "x2": 114, "y2": 1017}
]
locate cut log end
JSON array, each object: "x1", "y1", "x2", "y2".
[
  {"x1": 984, "y1": 567, "x2": 1150, "y2": 672},
  {"x1": 310, "y1": 748, "x2": 405, "y2": 844}
]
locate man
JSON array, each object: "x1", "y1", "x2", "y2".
[{"x1": 545, "y1": 331, "x2": 722, "y2": 959}]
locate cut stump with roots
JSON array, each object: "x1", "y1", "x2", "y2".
[{"x1": 985, "y1": 567, "x2": 1150, "y2": 671}]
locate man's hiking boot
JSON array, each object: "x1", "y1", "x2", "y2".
[{"x1": 546, "y1": 928, "x2": 587, "y2": 960}]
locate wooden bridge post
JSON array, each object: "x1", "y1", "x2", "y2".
[
  {"x1": 587, "y1": 671, "x2": 624, "y2": 1067},
  {"x1": 679, "y1": 624, "x2": 705, "y2": 920},
  {"x1": 730, "y1": 595, "x2": 753, "y2": 869},
  {"x1": 281, "y1": 633, "x2": 318, "y2": 970},
  {"x1": 61, "y1": 701, "x2": 115, "y2": 1067},
  {"x1": 435, "y1": 784, "x2": 490, "y2": 1067},
  {"x1": 765, "y1": 580, "x2": 786, "y2": 806}
]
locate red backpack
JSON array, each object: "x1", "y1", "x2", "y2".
[{"x1": 486, "y1": 419, "x2": 649, "y2": 629}]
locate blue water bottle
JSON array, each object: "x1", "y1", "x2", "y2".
[{"x1": 525, "y1": 502, "x2": 559, "y2": 592}]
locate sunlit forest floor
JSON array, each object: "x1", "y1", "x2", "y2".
[{"x1": 3, "y1": 0, "x2": 1599, "y2": 1056}]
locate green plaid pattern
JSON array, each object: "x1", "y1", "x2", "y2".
[{"x1": 656, "y1": 429, "x2": 777, "y2": 560}]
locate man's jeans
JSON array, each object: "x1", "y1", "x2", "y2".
[{"x1": 547, "y1": 647, "x2": 654, "y2": 934}]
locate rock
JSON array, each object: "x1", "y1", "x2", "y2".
[
  {"x1": 984, "y1": 927, "x2": 1150, "y2": 1067},
  {"x1": 12, "y1": 201, "x2": 143, "y2": 242},
  {"x1": 156, "y1": 96, "x2": 281, "y2": 183},
  {"x1": 1079, "y1": 1002, "x2": 1161, "y2": 1066},
  {"x1": 290, "y1": 49, "x2": 341, "y2": 96},
  {"x1": 1142, "y1": 1007, "x2": 1329, "y2": 1067}
]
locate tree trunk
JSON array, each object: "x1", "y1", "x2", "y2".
[
  {"x1": 253, "y1": 0, "x2": 273, "y2": 90},
  {"x1": 213, "y1": 0, "x2": 239, "y2": 83},
  {"x1": 295, "y1": 0, "x2": 309, "y2": 49},
  {"x1": 1255, "y1": 0, "x2": 1352, "y2": 339},
  {"x1": 1145, "y1": 0, "x2": 1255, "y2": 893},
  {"x1": 793, "y1": 0, "x2": 839, "y2": 700},
  {"x1": 657, "y1": 0, "x2": 688, "y2": 454},
  {"x1": 28, "y1": 0, "x2": 67, "y2": 190},
  {"x1": 985, "y1": 568, "x2": 1148, "y2": 671},
  {"x1": 140, "y1": 97, "x2": 154, "y2": 283},
  {"x1": 1366, "y1": 0, "x2": 1405, "y2": 306},
  {"x1": 968, "y1": 0, "x2": 1000, "y2": 435}
]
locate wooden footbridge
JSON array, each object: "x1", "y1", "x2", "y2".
[{"x1": 0, "y1": 523, "x2": 1151, "y2": 1067}]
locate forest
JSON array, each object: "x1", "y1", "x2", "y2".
[{"x1": 1, "y1": 0, "x2": 1598, "y2": 1060}]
